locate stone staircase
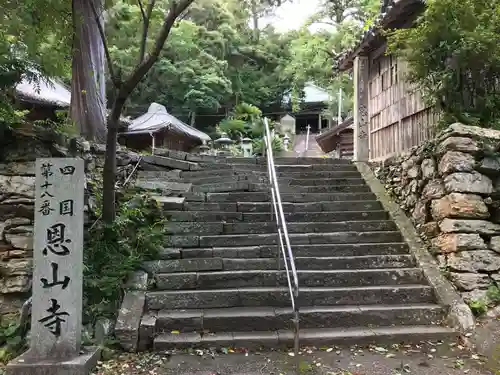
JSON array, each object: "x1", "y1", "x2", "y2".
[{"x1": 134, "y1": 155, "x2": 456, "y2": 351}]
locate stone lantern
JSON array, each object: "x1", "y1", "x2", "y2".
[
  {"x1": 214, "y1": 132, "x2": 233, "y2": 156},
  {"x1": 283, "y1": 134, "x2": 290, "y2": 151},
  {"x1": 198, "y1": 140, "x2": 210, "y2": 155},
  {"x1": 241, "y1": 137, "x2": 253, "y2": 157}
]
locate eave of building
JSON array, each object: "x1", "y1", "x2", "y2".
[{"x1": 335, "y1": 0, "x2": 425, "y2": 72}]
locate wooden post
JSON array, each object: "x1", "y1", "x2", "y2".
[{"x1": 353, "y1": 56, "x2": 369, "y2": 161}]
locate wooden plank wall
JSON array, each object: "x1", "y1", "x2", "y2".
[{"x1": 368, "y1": 49, "x2": 438, "y2": 160}]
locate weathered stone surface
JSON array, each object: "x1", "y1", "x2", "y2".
[
  {"x1": 406, "y1": 166, "x2": 420, "y2": 179},
  {"x1": 436, "y1": 136, "x2": 479, "y2": 154},
  {"x1": 431, "y1": 193, "x2": 489, "y2": 221},
  {"x1": 0, "y1": 162, "x2": 36, "y2": 176},
  {"x1": 0, "y1": 176, "x2": 35, "y2": 197},
  {"x1": 421, "y1": 179, "x2": 445, "y2": 200},
  {"x1": 421, "y1": 158, "x2": 436, "y2": 179},
  {"x1": 438, "y1": 151, "x2": 475, "y2": 175},
  {"x1": 489, "y1": 236, "x2": 500, "y2": 253},
  {"x1": 0, "y1": 218, "x2": 30, "y2": 240},
  {"x1": 411, "y1": 200, "x2": 427, "y2": 226},
  {"x1": 115, "y1": 291, "x2": 146, "y2": 352},
  {"x1": 432, "y1": 233, "x2": 487, "y2": 253},
  {"x1": 462, "y1": 289, "x2": 491, "y2": 304},
  {"x1": 142, "y1": 155, "x2": 200, "y2": 171},
  {"x1": 439, "y1": 218, "x2": 500, "y2": 235},
  {"x1": 448, "y1": 273, "x2": 490, "y2": 291},
  {"x1": 478, "y1": 157, "x2": 500, "y2": 175},
  {"x1": 420, "y1": 221, "x2": 440, "y2": 238},
  {"x1": 448, "y1": 250, "x2": 500, "y2": 272},
  {"x1": 444, "y1": 123, "x2": 500, "y2": 142},
  {"x1": 444, "y1": 172, "x2": 493, "y2": 195},
  {"x1": 125, "y1": 270, "x2": 149, "y2": 291}
]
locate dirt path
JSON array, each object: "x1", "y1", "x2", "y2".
[{"x1": 91, "y1": 341, "x2": 494, "y2": 375}]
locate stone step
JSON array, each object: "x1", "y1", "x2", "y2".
[
  {"x1": 276, "y1": 171, "x2": 362, "y2": 178},
  {"x1": 214, "y1": 164, "x2": 359, "y2": 172},
  {"x1": 183, "y1": 200, "x2": 384, "y2": 212},
  {"x1": 163, "y1": 210, "x2": 389, "y2": 222},
  {"x1": 152, "y1": 325, "x2": 455, "y2": 350},
  {"x1": 151, "y1": 254, "x2": 415, "y2": 271},
  {"x1": 145, "y1": 285, "x2": 435, "y2": 310},
  {"x1": 168, "y1": 243, "x2": 410, "y2": 259},
  {"x1": 273, "y1": 157, "x2": 352, "y2": 165},
  {"x1": 142, "y1": 155, "x2": 200, "y2": 171},
  {"x1": 277, "y1": 184, "x2": 371, "y2": 194},
  {"x1": 165, "y1": 231, "x2": 404, "y2": 248},
  {"x1": 154, "y1": 304, "x2": 447, "y2": 333},
  {"x1": 203, "y1": 192, "x2": 376, "y2": 203},
  {"x1": 191, "y1": 181, "x2": 251, "y2": 193},
  {"x1": 279, "y1": 178, "x2": 365, "y2": 186},
  {"x1": 164, "y1": 220, "x2": 397, "y2": 235},
  {"x1": 153, "y1": 268, "x2": 424, "y2": 290}
]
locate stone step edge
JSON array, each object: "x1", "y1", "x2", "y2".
[
  {"x1": 163, "y1": 209, "x2": 388, "y2": 215},
  {"x1": 160, "y1": 246, "x2": 410, "y2": 258},
  {"x1": 153, "y1": 267, "x2": 422, "y2": 277},
  {"x1": 146, "y1": 284, "x2": 433, "y2": 296},
  {"x1": 154, "y1": 303, "x2": 445, "y2": 316},
  {"x1": 152, "y1": 325, "x2": 456, "y2": 349}
]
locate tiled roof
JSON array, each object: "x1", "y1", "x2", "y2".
[
  {"x1": 122, "y1": 102, "x2": 211, "y2": 142},
  {"x1": 335, "y1": 0, "x2": 425, "y2": 71}
]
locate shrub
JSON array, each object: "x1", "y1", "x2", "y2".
[{"x1": 387, "y1": 0, "x2": 500, "y2": 127}]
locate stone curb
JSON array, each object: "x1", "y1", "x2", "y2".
[
  {"x1": 355, "y1": 161, "x2": 476, "y2": 334},
  {"x1": 115, "y1": 269, "x2": 149, "y2": 352}
]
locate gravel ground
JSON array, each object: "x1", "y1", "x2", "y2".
[{"x1": 91, "y1": 340, "x2": 495, "y2": 375}]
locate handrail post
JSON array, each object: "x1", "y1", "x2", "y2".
[{"x1": 305, "y1": 124, "x2": 311, "y2": 152}]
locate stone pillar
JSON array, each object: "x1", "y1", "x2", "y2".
[{"x1": 353, "y1": 55, "x2": 369, "y2": 161}]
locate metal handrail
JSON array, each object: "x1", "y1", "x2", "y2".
[{"x1": 263, "y1": 118, "x2": 300, "y2": 355}]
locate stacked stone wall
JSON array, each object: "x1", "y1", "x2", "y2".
[{"x1": 374, "y1": 123, "x2": 500, "y2": 307}]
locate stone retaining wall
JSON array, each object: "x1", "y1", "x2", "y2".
[
  {"x1": 374, "y1": 123, "x2": 500, "y2": 308},
  {"x1": 0, "y1": 132, "x2": 139, "y2": 319}
]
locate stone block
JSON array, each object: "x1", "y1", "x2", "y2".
[
  {"x1": 436, "y1": 136, "x2": 479, "y2": 154},
  {"x1": 152, "y1": 196, "x2": 185, "y2": 210},
  {"x1": 439, "y1": 218, "x2": 500, "y2": 235},
  {"x1": 124, "y1": 270, "x2": 149, "y2": 291},
  {"x1": 478, "y1": 156, "x2": 500, "y2": 176},
  {"x1": 421, "y1": 179, "x2": 446, "y2": 200},
  {"x1": 444, "y1": 172, "x2": 493, "y2": 194},
  {"x1": 448, "y1": 272, "x2": 490, "y2": 291},
  {"x1": 115, "y1": 291, "x2": 146, "y2": 352},
  {"x1": 448, "y1": 250, "x2": 500, "y2": 272},
  {"x1": 438, "y1": 151, "x2": 475, "y2": 174},
  {"x1": 421, "y1": 158, "x2": 436, "y2": 179},
  {"x1": 490, "y1": 236, "x2": 500, "y2": 253},
  {"x1": 431, "y1": 193, "x2": 489, "y2": 221},
  {"x1": 5, "y1": 347, "x2": 101, "y2": 375},
  {"x1": 138, "y1": 313, "x2": 157, "y2": 351},
  {"x1": 142, "y1": 155, "x2": 198, "y2": 171},
  {"x1": 432, "y1": 233, "x2": 487, "y2": 253},
  {"x1": 143, "y1": 258, "x2": 223, "y2": 273}
]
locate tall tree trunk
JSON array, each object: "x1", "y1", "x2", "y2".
[{"x1": 71, "y1": 0, "x2": 107, "y2": 142}]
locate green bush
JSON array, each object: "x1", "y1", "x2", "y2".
[
  {"x1": 83, "y1": 192, "x2": 164, "y2": 323},
  {"x1": 387, "y1": 0, "x2": 500, "y2": 127}
]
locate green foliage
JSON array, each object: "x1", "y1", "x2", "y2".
[
  {"x1": 387, "y1": 0, "x2": 500, "y2": 127},
  {"x1": 0, "y1": 315, "x2": 25, "y2": 363},
  {"x1": 83, "y1": 192, "x2": 164, "y2": 322},
  {"x1": 468, "y1": 299, "x2": 488, "y2": 317}
]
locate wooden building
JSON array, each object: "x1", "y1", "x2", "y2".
[
  {"x1": 335, "y1": 0, "x2": 437, "y2": 161},
  {"x1": 15, "y1": 76, "x2": 71, "y2": 121},
  {"x1": 315, "y1": 117, "x2": 354, "y2": 159},
  {"x1": 120, "y1": 103, "x2": 211, "y2": 153}
]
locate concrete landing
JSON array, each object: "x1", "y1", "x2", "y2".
[{"x1": 90, "y1": 343, "x2": 491, "y2": 375}]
